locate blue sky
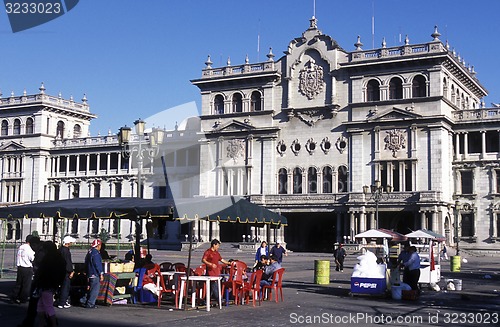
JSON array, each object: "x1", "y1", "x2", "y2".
[{"x1": 1, "y1": 0, "x2": 499, "y2": 135}]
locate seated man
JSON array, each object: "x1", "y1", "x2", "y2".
[
  {"x1": 260, "y1": 255, "x2": 281, "y2": 287},
  {"x1": 253, "y1": 255, "x2": 268, "y2": 272}
]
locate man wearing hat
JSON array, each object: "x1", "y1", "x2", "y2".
[
  {"x1": 55, "y1": 236, "x2": 76, "y2": 309},
  {"x1": 270, "y1": 239, "x2": 287, "y2": 264},
  {"x1": 80, "y1": 239, "x2": 103, "y2": 308}
]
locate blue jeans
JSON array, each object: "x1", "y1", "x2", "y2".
[{"x1": 81, "y1": 277, "x2": 100, "y2": 307}]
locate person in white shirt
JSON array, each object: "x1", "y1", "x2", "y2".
[{"x1": 11, "y1": 235, "x2": 37, "y2": 304}]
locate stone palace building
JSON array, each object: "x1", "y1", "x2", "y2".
[{"x1": 1, "y1": 17, "x2": 499, "y2": 254}]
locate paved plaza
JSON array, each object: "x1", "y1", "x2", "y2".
[{"x1": 0, "y1": 247, "x2": 498, "y2": 327}]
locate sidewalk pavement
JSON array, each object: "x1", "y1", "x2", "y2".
[{"x1": 0, "y1": 248, "x2": 498, "y2": 327}]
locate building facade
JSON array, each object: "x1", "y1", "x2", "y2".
[
  {"x1": 1, "y1": 18, "x2": 500, "y2": 254},
  {"x1": 192, "y1": 18, "x2": 500, "y2": 254}
]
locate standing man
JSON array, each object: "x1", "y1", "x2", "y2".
[
  {"x1": 403, "y1": 246, "x2": 421, "y2": 293},
  {"x1": 80, "y1": 239, "x2": 104, "y2": 308},
  {"x1": 55, "y1": 236, "x2": 76, "y2": 309},
  {"x1": 11, "y1": 235, "x2": 37, "y2": 304},
  {"x1": 334, "y1": 243, "x2": 347, "y2": 272},
  {"x1": 270, "y1": 240, "x2": 287, "y2": 264},
  {"x1": 202, "y1": 239, "x2": 230, "y2": 302}
]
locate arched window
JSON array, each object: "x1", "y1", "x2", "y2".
[
  {"x1": 443, "y1": 78, "x2": 448, "y2": 98},
  {"x1": 250, "y1": 91, "x2": 262, "y2": 111},
  {"x1": 461, "y1": 94, "x2": 465, "y2": 109},
  {"x1": 13, "y1": 119, "x2": 21, "y2": 135},
  {"x1": 338, "y1": 166, "x2": 348, "y2": 193},
  {"x1": 73, "y1": 124, "x2": 81, "y2": 138},
  {"x1": 278, "y1": 168, "x2": 288, "y2": 194},
  {"x1": 322, "y1": 166, "x2": 333, "y2": 193},
  {"x1": 451, "y1": 85, "x2": 455, "y2": 103},
  {"x1": 57, "y1": 121, "x2": 65, "y2": 138},
  {"x1": 308, "y1": 167, "x2": 317, "y2": 193},
  {"x1": 25, "y1": 118, "x2": 34, "y2": 134},
  {"x1": 412, "y1": 75, "x2": 426, "y2": 98},
  {"x1": 232, "y1": 93, "x2": 243, "y2": 113},
  {"x1": 1, "y1": 120, "x2": 8, "y2": 136},
  {"x1": 214, "y1": 95, "x2": 224, "y2": 115},
  {"x1": 366, "y1": 79, "x2": 380, "y2": 101},
  {"x1": 293, "y1": 167, "x2": 302, "y2": 194},
  {"x1": 389, "y1": 77, "x2": 403, "y2": 99}
]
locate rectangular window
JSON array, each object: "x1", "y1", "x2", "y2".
[
  {"x1": 114, "y1": 182, "x2": 122, "y2": 197},
  {"x1": 405, "y1": 162, "x2": 412, "y2": 191},
  {"x1": 460, "y1": 213, "x2": 474, "y2": 237},
  {"x1": 392, "y1": 162, "x2": 400, "y2": 192},
  {"x1": 187, "y1": 147, "x2": 199, "y2": 166},
  {"x1": 94, "y1": 183, "x2": 101, "y2": 198},
  {"x1": 73, "y1": 184, "x2": 80, "y2": 198},
  {"x1": 467, "y1": 132, "x2": 481, "y2": 154},
  {"x1": 176, "y1": 149, "x2": 187, "y2": 166},
  {"x1": 486, "y1": 131, "x2": 499, "y2": 153},
  {"x1": 461, "y1": 171, "x2": 473, "y2": 194},
  {"x1": 54, "y1": 185, "x2": 60, "y2": 201}
]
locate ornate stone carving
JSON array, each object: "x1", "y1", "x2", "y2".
[
  {"x1": 299, "y1": 59, "x2": 324, "y2": 100},
  {"x1": 277, "y1": 140, "x2": 287, "y2": 156},
  {"x1": 384, "y1": 129, "x2": 406, "y2": 158},
  {"x1": 290, "y1": 139, "x2": 301, "y2": 156},
  {"x1": 305, "y1": 138, "x2": 317, "y2": 155},
  {"x1": 335, "y1": 136, "x2": 348, "y2": 154},
  {"x1": 295, "y1": 109, "x2": 324, "y2": 126},
  {"x1": 320, "y1": 137, "x2": 332, "y2": 154},
  {"x1": 226, "y1": 139, "x2": 245, "y2": 161}
]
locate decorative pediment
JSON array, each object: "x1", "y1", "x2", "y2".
[
  {"x1": 0, "y1": 141, "x2": 27, "y2": 151},
  {"x1": 369, "y1": 107, "x2": 422, "y2": 121},
  {"x1": 214, "y1": 120, "x2": 255, "y2": 133}
]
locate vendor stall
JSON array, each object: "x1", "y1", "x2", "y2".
[
  {"x1": 352, "y1": 229, "x2": 407, "y2": 295},
  {"x1": 405, "y1": 229, "x2": 445, "y2": 285}
]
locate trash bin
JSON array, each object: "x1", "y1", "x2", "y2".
[
  {"x1": 450, "y1": 255, "x2": 461, "y2": 272},
  {"x1": 314, "y1": 260, "x2": 330, "y2": 285}
]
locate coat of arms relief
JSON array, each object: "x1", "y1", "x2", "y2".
[
  {"x1": 299, "y1": 59, "x2": 324, "y2": 100},
  {"x1": 384, "y1": 129, "x2": 406, "y2": 158},
  {"x1": 226, "y1": 139, "x2": 245, "y2": 162}
]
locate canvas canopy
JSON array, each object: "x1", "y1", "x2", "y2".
[
  {"x1": 405, "y1": 229, "x2": 445, "y2": 241},
  {"x1": 354, "y1": 228, "x2": 407, "y2": 242}
]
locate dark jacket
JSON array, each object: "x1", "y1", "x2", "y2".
[
  {"x1": 60, "y1": 246, "x2": 73, "y2": 274},
  {"x1": 84, "y1": 247, "x2": 103, "y2": 278},
  {"x1": 35, "y1": 243, "x2": 66, "y2": 290}
]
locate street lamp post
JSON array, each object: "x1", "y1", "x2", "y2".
[
  {"x1": 363, "y1": 180, "x2": 392, "y2": 229},
  {"x1": 117, "y1": 119, "x2": 165, "y2": 260}
]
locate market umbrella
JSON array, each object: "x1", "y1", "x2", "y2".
[{"x1": 0, "y1": 197, "x2": 176, "y2": 272}]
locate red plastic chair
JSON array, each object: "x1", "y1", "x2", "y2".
[
  {"x1": 173, "y1": 262, "x2": 186, "y2": 272},
  {"x1": 242, "y1": 269, "x2": 263, "y2": 306},
  {"x1": 262, "y1": 268, "x2": 285, "y2": 302},
  {"x1": 159, "y1": 261, "x2": 173, "y2": 272},
  {"x1": 221, "y1": 261, "x2": 247, "y2": 305}
]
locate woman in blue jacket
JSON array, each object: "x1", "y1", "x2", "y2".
[{"x1": 254, "y1": 241, "x2": 268, "y2": 267}]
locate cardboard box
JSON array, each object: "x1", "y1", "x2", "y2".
[
  {"x1": 122, "y1": 262, "x2": 135, "y2": 272},
  {"x1": 109, "y1": 263, "x2": 124, "y2": 273}
]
